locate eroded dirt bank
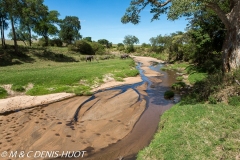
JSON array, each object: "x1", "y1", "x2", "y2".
[{"x1": 0, "y1": 56, "x2": 177, "y2": 160}]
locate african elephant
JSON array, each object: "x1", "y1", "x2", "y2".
[
  {"x1": 120, "y1": 54, "x2": 129, "y2": 59},
  {"x1": 86, "y1": 55, "x2": 94, "y2": 62}
]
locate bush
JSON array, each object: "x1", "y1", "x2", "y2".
[
  {"x1": 164, "y1": 90, "x2": 175, "y2": 99},
  {"x1": 0, "y1": 87, "x2": 8, "y2": 99},
  {"x1": 172, "y1": 82, "x2": 186, "y2": 90},
  {"x1": 11, "y1": 85, "x2": 25, "y2": 92},
  {"x1": 91, "y1": 42, "x2": 106, "y2": 55},
  {"x1": 67, "y1": 44, "x2": 76, "y2": 51},
  {"x1": 208, "y1": 95, "x2": 217, "y2": 104},
  {"x1": 117, "y1": 45, "x2": 125, "y2": 51},
  {"x1": 75, "y1": 40, "x2": 93, "y2": 55},
  {"x1": 95, "y1": 49, "x2": 105, "y2": 55},
  {"x1": 38, "y1": 38, "x2": 47, "y2": 47},
  {"x1": 176, "y1": 76, "x2": 184, "y2": 81},
  {"x1": 126, "y1": 45, "x2": 135, "y2": 53},
  {"x1": 49, "y1": 38, "x2": 63, "y2": 47}
]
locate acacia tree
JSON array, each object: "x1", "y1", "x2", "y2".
[
  {"x1": 59, "y1": 16, "x2": 81, "y2": 44},
  {"x1": 98, "y1": 39, "x2": 112, "y2": 48},
  {"x1": 121, "y1": 0, "x2": 240, "y2": 72},
  {"x1": 123, "y1": 35, "x2": 139, "y2": 52},
  {"x1": 34, "y1": 10, "x2": 60, "y2": 46},
  {"x1": 20, "y1": 0, "x2": 47, "y2": 46}
]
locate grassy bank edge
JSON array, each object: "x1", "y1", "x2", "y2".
[
  {"x1": 137, "y1": 103, "x2": 240, "y2": 160},
  {"x1": 135, "y1": 54, "x2": 239, "y2": 160}
]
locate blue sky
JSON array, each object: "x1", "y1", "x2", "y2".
[{"x1": 45, "y1": 0, "x2": 188, "y2": 44}]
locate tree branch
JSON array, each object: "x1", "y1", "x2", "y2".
[
  {"x1": 205, "y1": 2, "x2": 231, "y2": 30},
  {"x1": 235, "y1": 79, "x2": 240, "y2": 86},
  {"x1": 148, "y1": 0, "x2": 171, "y2": 7}
]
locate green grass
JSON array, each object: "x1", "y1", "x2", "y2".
[
  {"x1": 137, "y1": 103, "x2": 240, "y2": 160},
  {"x1": 176, "y1": 76, "x2": 184, "y2": 81},
  {"x1": 172, "y1": 81, "x2": 186, "y2": 90},
  {"x1": 228, "y1": 96, "x2": 240, "y2": 106},
  {"x1": 188, "y1": 72, "x2": 208, "y2": 84},
  {"x1": 11, "y1": 84, "x2": 25, "y2": 92},
  {"x1": 161, "y1": 62, "x2": 189, "y2": 74},
  {"x1": 0, "y1": 87, "x2": 8, "y2": 98},
  {"x1": 0, "y1": 46, "x2": 138, "y2": 96},
  {"x1": 165, "y1": 62, "x2": 190, "y2": 70}
]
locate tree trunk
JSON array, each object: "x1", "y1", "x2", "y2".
[
  {"x1": 44, "y1": 36, "x2": 48, "y2": 46},
  {"x1": 27, "y1": 26, "x2": 32, "y2": 46},
  {"x1": 0, "y1": 17, "x2": 6, "y2": 49},
  {"x1": 222, "y1": 2, "x2": 240, "y2": 72},
  {"x1": 0, "y1": 18, "x2": 3, "y2": 47},
  {"x1": 10, "y1": 16, "x2": 18, "y2": 53}
]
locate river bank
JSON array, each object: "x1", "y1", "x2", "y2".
[{"x1": 0, "y1": 56, "x2": 177, "y2": 160}]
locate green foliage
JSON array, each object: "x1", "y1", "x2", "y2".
[
  {"x1": 182, "y1": 71, "x2": 223, "y2": 103},
  {"x1": 172, "y1": 82, "x2": 186, "y2": 90},
  {"x1": 34, "y1": 10, "x2": 60, "y2": 46},
  {"x1": 117, "y1": 43, "x2": 125, "y2": 51},
  {"x1": 176, "y1": 76, "x2": 183, "y2": 81},
  {"x1": 38, "y1": 37, "x2": 48, "y2": 47},
  {"x1": 123, "y1": 35, "x2": 139, "y2": 46},
  {"x1": 83, "y1": 37, "x2": 92, "y2": 42},
  {"x1": 98, "y1": 39, "x2": 112, "y2": 48},
  {"x1": 75, "y1": 40, "x2": 93, "y2": 55},
  {"x1": 228, "y1": 96, "x2": 240, "y2": 106},
  {"x1": 11, "y1": 84, "x2": 25, "y2": 92},
  {"x1": 67, "y1": 44, "x2": 75, "y2": 51},
  {"x1": 91, "y1": 42, "x2": 105, "y2": 55},
  {"x1": 208, "y1": 95, "x2": 217, "y2": 104},
  {"x1": 126, "y1": 45, "x2": 135, "y2": 53},
  {"x1": 164, "y1": 90, "x2": 174, "y2": 99},
  {"x1": 117, "y1": 43, "x2": 124, "y2": 47},
  {"x1": 48, "y1": 38, "x2": 62, "y2": 47},
  {"x1": 141, "y1": 43, "x2": 151, "y2": 48},
  {"x1": 0, "y1": 87, "x2": 8, "y2": 99},
  {"x1": 188, "y1": 72, "x2": 207, "y2": 84},
  {"x1": 59, "y1": 16, "x2": 81, "y2": 44}
]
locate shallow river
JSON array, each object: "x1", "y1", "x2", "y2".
[{"x1": 74, "y1": 62, "x2": 179, "y2": 160}]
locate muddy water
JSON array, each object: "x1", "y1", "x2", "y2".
[{"x1": 83, "y1": 62, "x2": 179, "y2": 160}]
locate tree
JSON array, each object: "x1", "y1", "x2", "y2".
[
  {"x1": 141, "y1": 43, "x2": 151, "y2": 48},
  {"x1": 59, "y1": 16, "x2": 81, "y2": 44},
  {"x1": 123, "y1": 35, "x2": 139, "y2": 46},
  {"x1": 20, "y1": 0, "x2": 47, "y2": 46},
  {"x1": 83, "y1": 37, "x2": 92, "y2": 42},
  {"x1": 1, "y1": 0, "x2": 23, "y2": 53},
  {"x1": 34, "y1": 10, "x2": 60, "y2": 46},
  {"x1": 74, "y1": 40, "x2": 93, "y2": 55},
  {"x1": 8, "y1": 27, "x2": 30, "y2": 45},
  {"x1": 150, "y1": 34, "x2": 171, "y2": 53},
  {"x1": 121, "y1": 0, "x2": 240, "y2": 72},
  {"x1": 123, "y1": 35, "x2": 139, "y2": 53},
  {"x1": 0, "y1": 10, "x2": 8, "y2": 48},
  {"x1": 98, "y1": 39, "x2": 112, "y2": 48},
  {"x1": 117, "y1": 43, "x2": 125, "y2": 51}
]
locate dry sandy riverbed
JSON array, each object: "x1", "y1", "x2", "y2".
[{"x1": 0, "y1": 56, "x2": 164, "y2": 160}]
